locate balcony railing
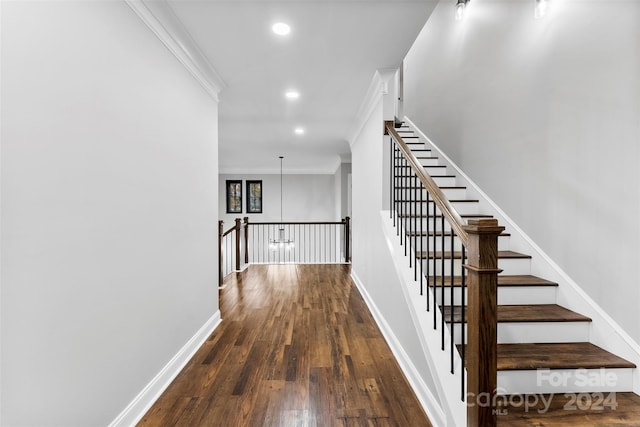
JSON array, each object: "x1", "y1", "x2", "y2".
[{"x1": 218, "y1": 217, "x2": 350, "y2": 285}]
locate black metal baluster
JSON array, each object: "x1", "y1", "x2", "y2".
[
  {"x1": 390, "y1": 137, "x2": 393, "y2": 220},
  {"x1": 425, "y1": 192, "x2": 430, "y2": 306},
  {"x1": 420, "y1": 183, "x2": 424, "y2": 295},
  {"x1": 432, "y1": 202, "x2": 437, "y2": 328},
  {"x1": 409, "y1": 169, "x2": 413, "y2": 269},
  {"x1": 461, "y1": 244, "x2": 466, "y2": 401},
  {"x1": 404, "y1": 159, "x2": 408, "y2": 254},
  {"x1": 450, "y1": 226, "x2": 455, "y2": 374},
  {"x1": 441, "y1": 214, "x2": 445, "y2": 349},
  {"x1": 394, "y1": 144, "x2": 398, "y2": 230},
  {"x1": 413, "y1": 172, "x2": 417, "y2": 277}
]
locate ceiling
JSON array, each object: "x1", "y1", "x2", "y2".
[{"x1": 167, "y1": 0, "x2": 437, "y2": 174}]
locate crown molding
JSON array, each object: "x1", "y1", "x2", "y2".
[
  {"x1": 126, "y1": 0, "x2": 226, "y2": 102},
  {"x1": 347, "y1": 68, "x2": 396, "y2": 146}
]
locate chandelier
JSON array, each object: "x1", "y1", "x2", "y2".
[{"x1": 269, "y1": 156, "x2": 294, "y2": 250}]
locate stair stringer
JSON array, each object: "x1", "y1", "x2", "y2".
[
  {"x1": 379, "y1": 211, "x2": 466, "y2": 427},
  {"x1": 404, "y1": 116, "x2": 640, "y2": 395}
]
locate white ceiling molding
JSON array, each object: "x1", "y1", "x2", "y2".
[
  {"x1": 125, "y1": 0, "x2": 226, "y2": 102},
  {"x1": 347, "y1": 68, "x2": 397, "y2": 147}
]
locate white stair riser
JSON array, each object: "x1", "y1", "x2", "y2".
[
  {"x1": 424, "y1": 166, "x2": 449, "y2": 176},
  {"x1": 395, "y1": 176, "x2": 457, "y2": 186},
  {"x1": 448, "y1": 321, "x2": 590, "y2": 345},
  {"x1": 395, "y1": 201, "x2": 481, "y2": 216},
  {"x1": 418, "y1": 158, "x2": 440, "y2": 167},
  {"x1": 431, "y1": 176, "x2": 456, "y2": 186},
  {"x1": 409, "y1": 234, "x2": 510, "y2": 251},
  {"x1": 398, "y1": 218, "x2": 495, "y2": 232},
  {"x1": 405, "y1": 142, "x2": 426, "y2": 149},
  {"x1": 441, "y1": 188, "x2": 467, "y2": 199},
  {"x1": 395, "y1": 189, "x2": 468, "y2": 199},
  {"x1": 498, "y1": 368, "x2": 634, "y2": 394},
  {"x1": 435, "y1": 286, "x2": 557, "y2": 306},
  {"x1": 420, "y1": 257, "x2": 531, "y2": 276},
  {"x1": 498, "y1": 286, "x2": 557, "y2": 305},
  {"x1": 395, "y1": 149, "x2": 432, "y2": 157}
]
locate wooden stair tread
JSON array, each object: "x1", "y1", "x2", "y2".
[
  {"x1": 417, "y1": 250, "x2": 531, "y2": 260},
  {"x1": 434, "y1": 275, "x2": 557, "y2": 287},
  {"x1": 496, "y1": 343, "x2": 636, "y2": 371},
  {"x1": 442, "y1": 304, "x2": 591, "y2": 323}
]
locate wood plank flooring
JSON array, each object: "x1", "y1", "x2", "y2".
[{"x1": 138, "y1": 264, "x2": 431, "y2": 427}]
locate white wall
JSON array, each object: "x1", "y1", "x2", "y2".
[
  {"x1": 333, "y1": 163, "x2": 352, "y2": 220},
  {"x1": 218, "y1": 173, "x2": 339, "y2": 226},
  {"x1": 1, "y1": 2, "x2": 219, "y2": 425},
  {"x1": 403, "y1": 0, "x2": 640, "y2": 344},
  {"x1": 350, "y1": 99, "x2": 443, "y2": 417}
]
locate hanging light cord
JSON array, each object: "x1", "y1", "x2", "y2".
[{"x1": 279, "y1": 156, "x2": 284, "y2": 224}]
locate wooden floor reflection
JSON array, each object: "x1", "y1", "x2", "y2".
[{"x1": 139, "y1": 264, "x2": 432, "y2": 427}]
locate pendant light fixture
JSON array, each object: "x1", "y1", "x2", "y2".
[
  {"x1": 455, "y1": 0, "x2": 469, "y2": 21},
  {"x1": 269, "y1": 156, "x2": 294, "y2": 250},
  {"x1": 534, "y1": 0, "x2": 549, "y2": 19}
]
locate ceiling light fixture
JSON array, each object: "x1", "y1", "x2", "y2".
[
  {"x1": 272, "y1": 22, "x2": 291, "y2": 36},
  {"x1": 269, "y1": 156, "x2": 294, "y2": 251},
  {"x1": 294, "y1": 127, "x2": 305, "y2": 135},
  {"x1": 285, "y1": 90, "x2": 300, "y2": 100},
  {"x1": 534, "y1": 0, "x2": 549, "y2": 19},
  {"x1": 455, "y1": 0, "x2": 469, "y2": 21}
]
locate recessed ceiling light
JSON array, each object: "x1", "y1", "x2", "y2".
[
  {"x1": 272, "y1": 22, "x2": 291, "y2": 36},
  {"x1": 294, "y1": 127, "x2": 305, "y2": 135},
  {"x1": 285, "y1": 91, "x2": 300, "y2": 100}
]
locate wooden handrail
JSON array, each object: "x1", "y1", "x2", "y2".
[
  {"x1": 221, "y1": 223, "x2": 237, "y2": 238},
  {"x1": 246, "y1": 221, "x2": 346, "y2": 226},
  {"x1": 385, "y1": 123, "x2": 469, "y2": 246}
]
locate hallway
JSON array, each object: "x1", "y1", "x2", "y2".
[{"x1": 138, "y1": 264, "x2": 431, "y2": 426}]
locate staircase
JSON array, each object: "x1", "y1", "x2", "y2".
[{"x1": 387, "y1": 122, "x2": 638, "y2": 425}]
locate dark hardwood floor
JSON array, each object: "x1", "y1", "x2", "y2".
[
  {"x1": 138, "y1": 264, "x2": 432, "y2": 426},
  {"x1": 138, "y1": 263, "x2": 640, "y2": 426}
]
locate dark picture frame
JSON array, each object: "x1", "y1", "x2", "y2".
[
  {"x1": 226, "y1": 180, "x2": 242, "y2": 213},
  {"x1": 246, "y1": 180, "x2": 263, "y2": 214}
]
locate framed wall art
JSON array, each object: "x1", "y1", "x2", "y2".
[
  {"x1": 226, "y1": 180, "x2": 242, "y2": 213},
  {"x1": 246, "y1": 180, "x2": 263, "y2": 214}
]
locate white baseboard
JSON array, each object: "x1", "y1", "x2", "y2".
[
  {"x1": 350, "y1": 271, "x2": 446, "y2": 426},
  {"x1": 108, "y1": 311, "x2": 222, "y2": 427}
]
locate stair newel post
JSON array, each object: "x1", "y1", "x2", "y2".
[
  {"x1": 463, "y1": 218, "x2": 504, "y2": 427},
  {"x1": 344, "y1": 216, "x2": 351, "y2": 263},
  {"x1": 218, "y1": 220, "x2": 224, "y2": 286},
  {"x1": 234, "y1": 218, "x2": 241, "y2": 271},
  {"x1": 243, "y1": 217, "x2": 249, "y2": 264}
]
